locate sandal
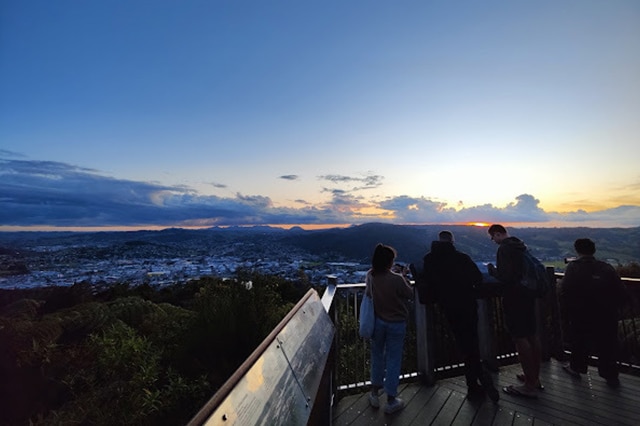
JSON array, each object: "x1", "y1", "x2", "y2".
[
  {"x1": 503, "y1": 384, "x2": 538, "y2": 399},
  {"x1": 516, "y1": 373, "x2": 544, "y2": 390}
]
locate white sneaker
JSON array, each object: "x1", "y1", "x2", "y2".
[
  {"x1": 384, "y1": 397, "x2": 405, "y2": 414},
  {"x1": 368, "y1": 392, "x2": 380, "y2": 408}
]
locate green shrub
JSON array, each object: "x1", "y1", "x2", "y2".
[{"x1": 0, "y1": 272, "x2": 308, "y2": 425}]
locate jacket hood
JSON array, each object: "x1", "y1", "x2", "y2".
[
  {"x1": 429, "y1": 240, "x2": 456, "y2": 255},
  {"x1": 502, "y1": 236, "x2": 527, "y2": 251}
]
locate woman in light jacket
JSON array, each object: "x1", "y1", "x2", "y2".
[{"x1": 365, "y1": 243, "x2": 414, "y2": 414}]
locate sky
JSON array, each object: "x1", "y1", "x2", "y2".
[{"x1": 1, "y1": 0, "x2": 639, "y2": 231}]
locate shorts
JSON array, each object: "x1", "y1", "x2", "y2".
[{"x1": 503, "y1": 288, "x2": 537, "y2": 338}]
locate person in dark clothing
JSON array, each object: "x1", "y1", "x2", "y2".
[
  {"x1": 487, "y1": 224, "x2": 542, "y2": 398},
  {"x1": 420, "y1": 230, "x2": 499, "y2": 402},
  {"x1": 559, "y1": 238, "x2": 627, "y2": 386}
]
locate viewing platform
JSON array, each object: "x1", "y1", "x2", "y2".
[
  {"x1": 334, "y1": 359, "x2": 640, "y2": 425},
  {"x1": 189, "y1": 272, "x2": 640, "y2": 425}
]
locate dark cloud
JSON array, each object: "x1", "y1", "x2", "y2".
[
  {"x1": 318, "y1": 173, "x2": 384, "y2": 192},
  {"x1": 0, "y1": 150, "x2": 25, "y2": 158},
  {"x1": 549, "y1": 205, "x2": 640, "y2": 227},
  {"x1": 0, "y1": 159, "x2": 349, "y2": 227},
  {"x1": 362, "y1": 174, "x2": 383, "y2": 187},
  {"x1": 321, "y1": 187, "x2": 348, "y2": 195},
  {"x1": 1, "y1": 159, "x2": 637, "y2": 228},
  {"x1": 279, "y1": 175, "x2": 299, "y2": 181},
  {"x1": 210, "y1": 182, "x2": 228, "y2": 189},
  {"x1": 318, "y1": 174, "x2": 355, "y2": 183}
]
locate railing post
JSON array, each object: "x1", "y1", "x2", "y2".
[
  {"x1": 538, "y1": 267, "x2": 561, "y2": 361},
  {"x1": 326, "y1": 275, "x2": 339, "y2": 410},
  {"x1": 320, "y1": 275, "x2": 338, "y2": 426},
  {"x1": 546, "y1": 267, "x2": 565, "y2": 361},
  {"x1": 415, "y1": 299, "x2": 435, "y2": 385},
  {"x1": 477, "y1": 298, "x2": 498, "y2": 371}
]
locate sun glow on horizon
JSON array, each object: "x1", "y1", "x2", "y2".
[{"x1": 469, "y1": 222, "x2": 490, "y2": 227}]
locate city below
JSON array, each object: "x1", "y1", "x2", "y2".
[{"x1": 1, "y1": 224, "x2": 639, "y2": 289}]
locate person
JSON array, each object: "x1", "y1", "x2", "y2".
[
  {"x1": 487, "y1": 224, "x2": 542, "y2": 398},
  {"x1": 559, "y1": 238, "x2": 627, "y2": 386},
  {"x1": 420, "y1": 230, "x2": 499, "y2": 402},
  {"x1": 365, "y1": 243, "x2": 414, "y2": 414}
]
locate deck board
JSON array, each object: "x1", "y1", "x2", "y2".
[{"x1": 333, "y1": 359, "x2": 640, "y2": 425}]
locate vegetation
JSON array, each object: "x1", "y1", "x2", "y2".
[
  {"x1": 617, "y1": 261, "x2": 640, "y2": 279},
  {"x1": 0, "y1": 273, "x2": 310, "y2": 425}
]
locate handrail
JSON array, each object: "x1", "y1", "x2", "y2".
[
  {"x1": 188, "y1": 273, "x2": 640, "y2": 424},
  {"x1": 187, "y1": 288, "x2": 334, "y2": 425},
  {"x1": 322, "y1": 272, "x2": 640, "y2": 399}
]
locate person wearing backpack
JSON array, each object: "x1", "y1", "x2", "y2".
[
  {"x1": 559, "y1": 238, "x2": 627, "y2": 387},
  {"x1": 487, "y1": 224, "x2": 542, "y2": 398}
]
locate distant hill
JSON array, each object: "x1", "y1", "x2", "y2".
[
  {"x1": 1, "y1": 224, "x2": 639, "y2": 266},
  {"x1": 278, "y1": 224, "x2": 640, "y2": 265}
]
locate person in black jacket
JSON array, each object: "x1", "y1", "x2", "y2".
[
  {"x1": 487, "y1": 224, "x2": 542, "y2": 398},
  {"x1": 419, "y1": 230, "x2": 499, "y2": 402},
  {"x1": 559, "y1": 238, "x2": 627, "y2": 386}
]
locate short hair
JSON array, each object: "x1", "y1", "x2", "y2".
[
  {"x1": 371, "y1": 243, "x2": 396, "y2": 274},
  {"x1": 438, "y1": 230, "x2": 454, "y2": 242},
  {"x1": 488, "y1": 224, "x2": 507, "y2": 236},
  {"x1": 574, "y1": 238, "x2": 596, "y2": 256}
]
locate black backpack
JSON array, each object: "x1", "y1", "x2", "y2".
[{"x1": 520, "y1": 250, "x2": 551, "y2": 298}]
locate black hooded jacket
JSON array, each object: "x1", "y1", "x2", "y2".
[
  {"x1": 559, "y1": 255, "x2": 626, "y2": 321},
  {"x1": 493, "y1": 236, "x2": 527, "y2": 285},
  {"x1": 419, "y1": 241, "x2": 483, "y2": 316}
]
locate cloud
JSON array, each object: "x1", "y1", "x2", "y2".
[
  {"x1": 376, "y1": 193, "x2": 640, "y2": 227},
  {"x1": 548, "y1": 206, "x2": 640, "y2": 227},
  {"x1": 279, "y1": 175, "x2": 299, "y2": 181},
  {"x1": 0, "y1": 150, "x2": 25, "y2": 158},
  {"x1": 209, "y1": 182, "x2": 228, "y2": 189},
  {"x1": 318, "y1": 173, "x2": 384, "y2": 191},
  {"x1": 1, "y1": 159, "x2": 638, "y2": 228},
  {"x1": 378, "y1": 196, "x2": 456, "y2": 223},
  {"x1": 318, "y1": 174, "x2": 355, "y2": 183}
]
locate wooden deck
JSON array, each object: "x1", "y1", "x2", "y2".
[{"x1": 333, "y1": 359, "x2": 640, "y2": 425}]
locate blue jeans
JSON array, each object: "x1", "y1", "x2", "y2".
[{"x1": 370, "y1": 317, "x2": 407, "y2": 397}]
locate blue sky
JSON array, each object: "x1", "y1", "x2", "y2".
[{"x1": 1, "y1": 0, "x2": 639, "y2": 230}]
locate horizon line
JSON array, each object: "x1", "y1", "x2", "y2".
[{"x1": 1, "y1": 221, "x2": 638, "y2": 233}]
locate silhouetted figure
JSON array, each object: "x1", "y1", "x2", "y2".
[
  {"x1": 487, "y1": 224, "x2": 542, "y2": 398},
  {"x1": 559, "y1": 238, "x2": 627, "y2": 386},
  {"x1": 419, "y1": 230, "x2": 499, "y2": 402},
  {"x1": 366, "y1": 244, "x2": 414, "y2": 414}
]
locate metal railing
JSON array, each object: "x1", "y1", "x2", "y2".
[
  {"x1": 323, "y1": 280, "x2": 517, "y2": 398},
  {"x1": 323, "y1": 272, "x2": 640, "y2": 400},
  {"x1": 619, "y1": 279, "x2": 640, "y2": 368},
  {"x1": 188, "y1": 273, "x2": 640, "y2": 424}
]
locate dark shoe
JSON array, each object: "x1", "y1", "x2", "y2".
[
  {"x1": 368, "y1": 392, "x2": 380, "y2": 408},
  {"x1": 467, "y1": 383, "x2": 484, "y2": 399},
  {"x1": 484, "y1": 383, "x2": 500, "y2": 403},
  {"x1": 606, "y1": 377, "x2": 620, "y2": 388},
  {"x1": 563, "y1": 365, "x2": 581, "y2": 379},
  {"x1": 502, "y1": 385, "x2": 538, "y2": 399},
  {"x1": 384, "y1": 397, "x2": 405, "y2": 414},
  {"x1": 478, "y1": 375, "x2": 499, "y2": 403}
]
